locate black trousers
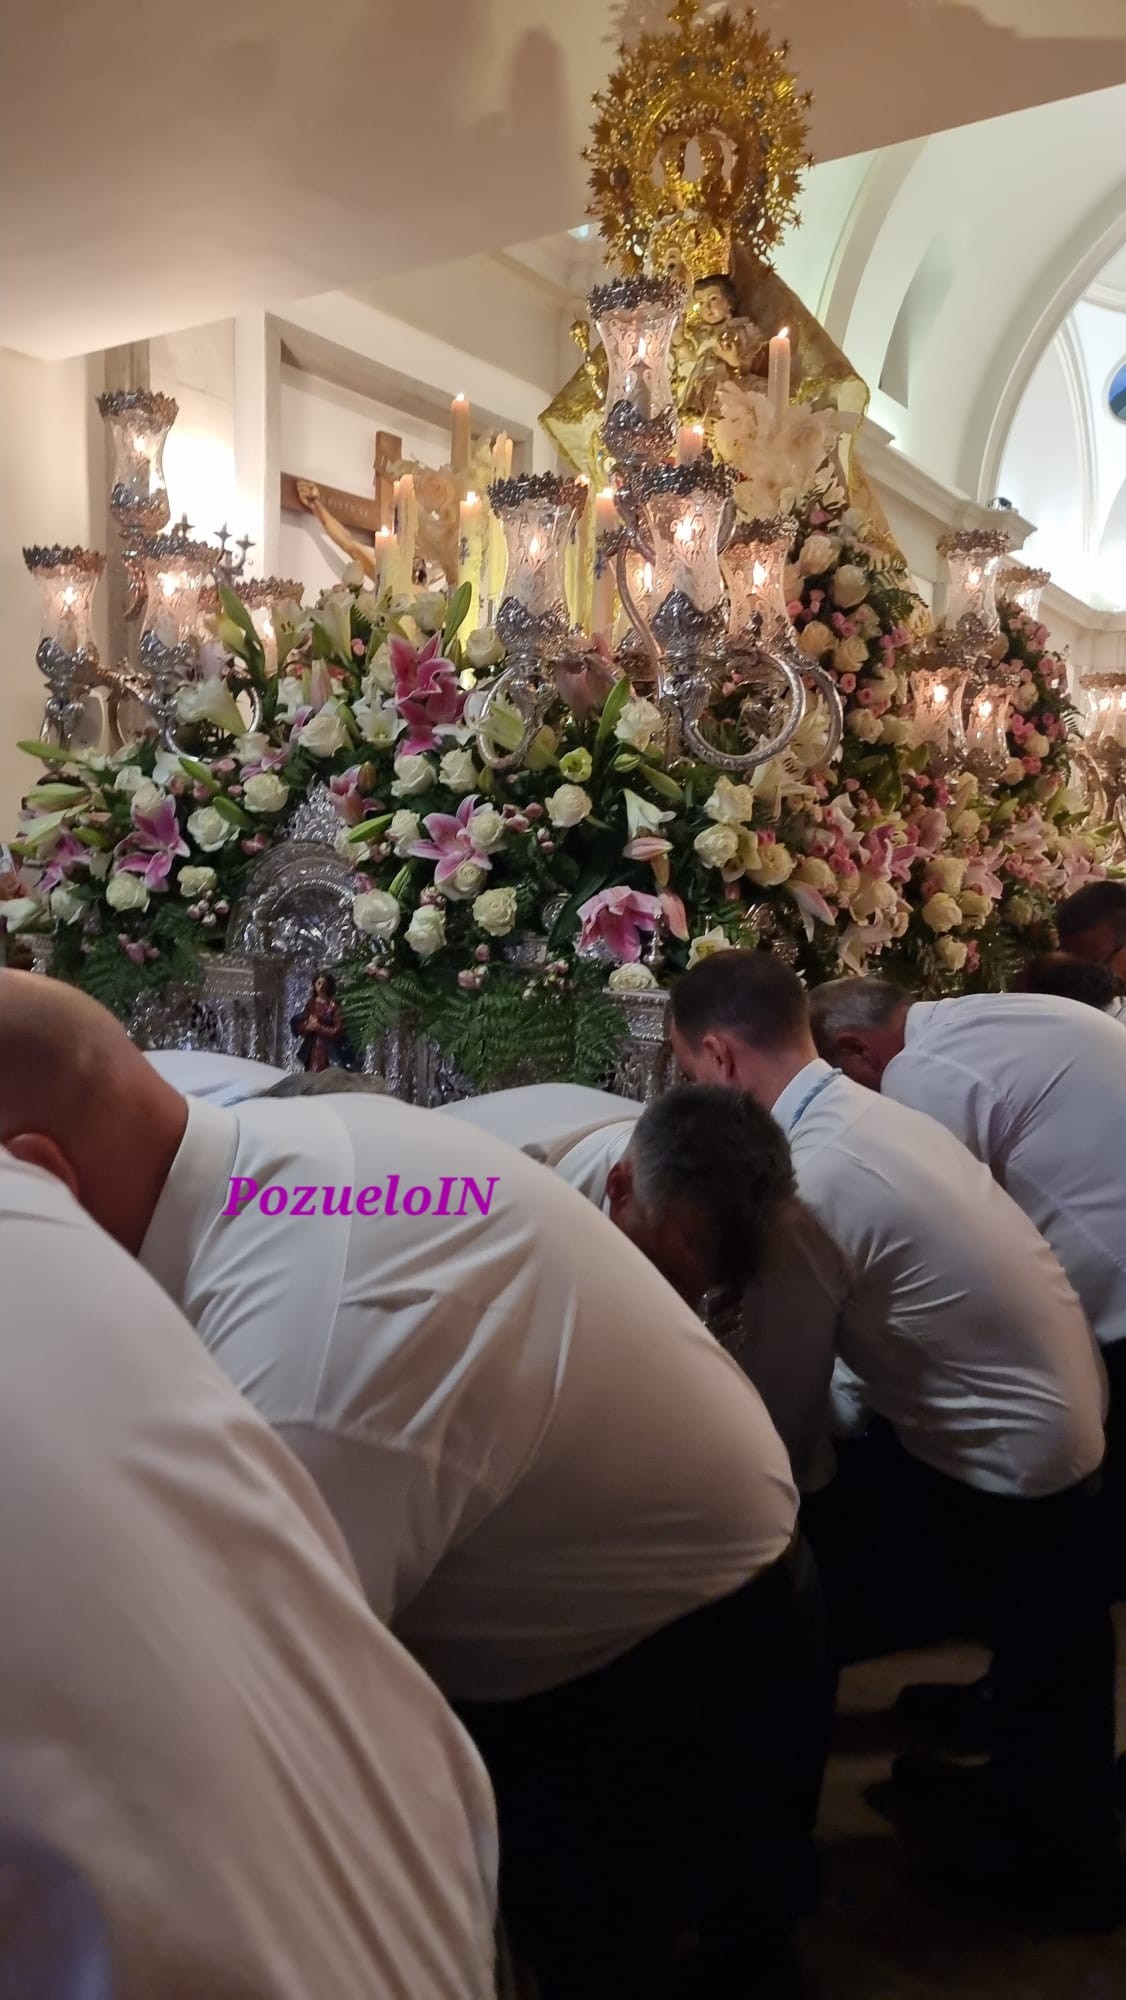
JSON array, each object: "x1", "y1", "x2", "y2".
[
  {"x1": 1102, "y1": 1337, "x2": 1126, "y2": 1602},
  {"x1": 456, "y1": 1536, "x2": 831, "y2": 2000},
  {"x1": 803, "y1": 1429, "x2": 1115, "y2": 1857}
]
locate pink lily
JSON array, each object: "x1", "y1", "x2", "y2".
[
  {"x1": 786, "y1": 880, "x2": 837, "y2": 938},
  {"x1": 577, "y1": 885, "x2": 662, "y2": 962},
  {"x1": 329, "y1": 767, "x2": 379, "y2": 826},
  {"x1": 407, "y1": 793, "x2": 492, "y2": 888},
  {"x1": 391, "y1": 634, "x2": 465, "y2": 755},
  {"x1": 38, "y1": 829, "x2": 89, "y2": 893},
  {"x1": 659, "y1": 890, "x2": 690, "y2": 941},
  {"x1": 114, "y1": 796, "x2": 189, "y2": 891}
]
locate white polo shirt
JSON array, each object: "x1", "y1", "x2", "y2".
[
  {"x1": 883, "y1": 993, "x2": 1126, "y2": 1349},
  {"x1": 145, "y1": 1047, "x2": 286, "y2": 1104},
  {"x1": 0, "y1": 1150, "x2": 497, "y2": 1999},
  {"x1": 139, "y1": 1092, "x2": 797, "y2": 1702},
  {"x1": 772, "y1": 1060, "x2": 1106, "y2": 1498},
  {"x1": 439, "y1": 1082, "x2": 642, "y2": 1205},
  {"x1": 442, "y1": 1085, "x2": 845, "y2": 1494}
]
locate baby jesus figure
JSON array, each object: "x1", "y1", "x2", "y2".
[{"x1": 681, "y1": 274, "x2": 766, "y2": 417}]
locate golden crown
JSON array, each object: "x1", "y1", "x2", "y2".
[{"x1": 584, "y1": 0, "x2": 813, "y2": 283}]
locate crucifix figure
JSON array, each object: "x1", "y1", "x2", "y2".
[{"x1": 281, "y1": 429, "x2": 401, "y2": 582}]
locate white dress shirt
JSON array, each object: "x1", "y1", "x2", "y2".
[
  {"x1": 443, "y1": 1086, "x2": 846, "y2": 1494},
  {"x1": 0, "y1": 1149, "x2": 497, "y2": 2000},
  {"x1": 145, "y1": 1047, "x2": 286, "y2": 1104},
  {"x1": 440, "y1": 1082, "x2": 642, "y2": 1205},
  {"x1": 771, "y1": 1060, "x2": 1106, "y2": 1498},
  {"x1": 883, "y1": 993, "x2": 1126, "y2": 1349},
  {"x1": 140, "y1": 1092, "x2": 797, "y2": 1702}
]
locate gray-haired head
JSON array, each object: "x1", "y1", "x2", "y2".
[
  {"x1": 605, "y1": 1082, "x2": 795, "y2": 1307},
  {"x1": 258, "y1": 1069, "x2": 387, "y2": 1100},
  {"x1": 807, "y1": 977, "x2": 912, "y2": 1089}
]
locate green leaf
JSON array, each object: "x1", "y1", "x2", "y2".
[
  {"x1": 442, "y1": 582, "x2": 473, "y2": 648},
  {"x1": 17, "y1": 739, "x2": 76, "y2": 765},
  {"x1": 593, "y1": 675, "x2": 633, "y2": 764},
  {"x1": 177, "y1": 756, "x2": 219, "y2": 793},
  {"x1": 210, "y1": 794, "x2": 253, "y2": 829},
  {"x1": 346, "y1": 812, "x2": 393, "y2": 844},
  {"x1": 634, "y1": 760, "x2": 685, "y2": 805}
]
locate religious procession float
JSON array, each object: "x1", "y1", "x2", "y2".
[{"x1": 4, "y1": 0, "x2": 1125, "y2": 1099}]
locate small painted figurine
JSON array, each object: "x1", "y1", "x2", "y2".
[{"x1": 291, "y1": 970, "x2": 355, "y2": 1074}]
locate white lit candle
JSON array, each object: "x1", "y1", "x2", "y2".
[
  {"x1": 493, "y1": 431, "x2": 513, "y2": 483},
  {"x1": 677, "y1": 424, "x2": 705, "y2": 466},
  {"x1": 768, "y1": 327, "x2": 791, "y2": 426},
  {"x1": 396, "y1": 474, "x2": 416, "y2": 593},
  {"x1": 374, "y1": 526, "x2": 397, "y2": 597},
  {"x1": 451, "y1": 394, "x2": 471, "y2": 474}
]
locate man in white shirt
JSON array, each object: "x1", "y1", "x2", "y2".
[
  {"x1": 145, "y1": 1047, "x2": 287, "y2": 1104},
  {"x1": 0, "y1": 972, "x2": 815, "y2": 2000},
  {"x1": 1057, "y1": 879, "x2": 1126, "y2": 1019},
  {"x1": 0, "y1": 1146, "x2": 498, "y2": 1999},
  {"x1": 441, "y1": 1080, "x2": 847, "y2": 1493},
  {"x1": 669, "y1": 951, "x2": 1118, "y2": 1920}
]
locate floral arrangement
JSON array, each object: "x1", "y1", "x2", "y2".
[{"x1": 1, "y1": 499, "x2": 1106, "y2": 1087}]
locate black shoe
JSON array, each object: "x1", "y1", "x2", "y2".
[{"x1": 893, "y1": 1674, "x2": 995, "y2": 1753}]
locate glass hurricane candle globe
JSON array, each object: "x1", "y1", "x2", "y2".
[
  {"x1": 964, "y1": 684, "x2": 1011, "y2": 782},
  {"x1": 937, "y1": 529, "x2": 1010, "y2": 663},
  {"x1": 628, "y1": 460, "x2": 733, "y2": 661},
  {"x1": 589, "y1": 275, "x2": 683, "y2": 467},
  {"x1": 97, "y1": 389, "x2": 178, "y2": 537},
  {"x1": 22, "y1": 544, "x2": 105, "y2": 743},
  {"x1": 488, "y1": 473, "x2": 586, "y2": 660}
]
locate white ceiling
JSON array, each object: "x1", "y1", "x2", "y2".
[{"x1": 5, "y1": 0, "x2": 1126, "y2": 361}]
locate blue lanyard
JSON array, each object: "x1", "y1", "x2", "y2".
[{"x1": 783, "y1": 1067, "x2": 841, "y2": 1135}]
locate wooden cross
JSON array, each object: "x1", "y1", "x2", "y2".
[{"x1": 280, "y1": 428, "x2": 402, "y2": 544}]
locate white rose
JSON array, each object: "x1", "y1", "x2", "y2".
[
  {"x1": 465, "y1": 627, "x2": 505, "y2": 670},
  {"x1": 352, "y1": 889, "x2": 402, "y2": 940},
  {"x1": 243, "y1": 771, "x2": 290, "y2": 814},
  {"x1": 1023, "y1": 731, "x2": 1050, "y2": 760},
  {"x1": 798, "y1": 533, "x2": 836, "y2": 576},
  {"x1": 614, "y1": 696, "x2": 664, "y2": 751},
  {"x1": 392, "y1": 754, "x2": 437, "y2": 798},
  {"x1": 608, "y1": 963, "x2": 658, "y2": 992},
  {"x1": 694, "y1": 822, "x2": 741, "y2": 870},
  {"x1": 467, "y1": 807, "x2": 506, "y2": 854},
  {"x1": 105, "y1": 871, "x2": 150, "y2": 913},
  {"x1": 176, "y1": 679, "x2": 246, "y2": 736},
  {"x1": 798, "y1": 620, "x2": 835, "y2": 658},
  {"x1": 846, "y1": 709, "x2": 882, "y2": 744},
  {"x1": 0, "y1": 896, "x2": 43, "y2": 932},
  {"x1": 439, "y1": 748, "x2": 479, "y2": 793},
  {"x1": 546, "y1": 784, "x2": 593, "y2": 829},
  {"x1": 832, "y1": 563, "x2": 870, "y2": 610},
  {"x1": 129, "y1": 781, "x2": 163, "y2": 821},
  {"x1": 958, "y1": 890, "x2": 992, "y2": 924},
  {"x1": 388, "y1": 809, "x2": 421, "y2": 855},
  {"x1": 952, "y1": 810, "x2": 981, "y2": 839},
  {"x1": 705, "y1": 777, "x2": 757, "y2": 825},
  {"x1": 746, "y1": 841, "x2": 795, "y2": 888},
  {"x1": 853, "y1": 603, "x2": 882, "y2": 640},
  {"x1": 178, "y1": 866, "x2": 217, "y2": 899},
  {"x1": 935, "y1": 936, "x2": 969, "y2": 972},
  {"x1": 850, "y1": 874, "x2": 900, "y2": 921},
  {"x1": 880, "y1": 716, "x2": 915, "y2": 746},
  {"x1": 833, "y1": 636, "x2": 870, "y2": 677},
  {"x1": 49, "y1": 885, "x2": 85, "y2": 925},
  {"x1": 687, "y1": 927, "x2": 732, "y2": 969},
  {"x1": 473, "y1": 886, "x2": 519, "y2": 937},
  {"x1": 186, "y1": 805, "x2": 236, "y2": 852},
  {"x1": 926, "y1": 854, "x2": 966, "y2": 895},
  {"x1": 1012, "y1": 683, "x2": 1039, "y2": 714},
  {"x1": 233, "y1": 732, "x2": 271, "y2": 765},
  {"x1": 921, "y1": 892, "x2": 963, "y2": 934},
  {"x1": 113, "y1": 764, "x2": 149, "y2": 797},
  {"x1": 442, "y1": 861, "x2": 488, "y2": 900},
  {"x1": 297, "y1": 704, "x2": 350, "y2": 758},
  {"x1": 791, "y1": 856, "x2": 837, "y2": 896},
  {"x1": 1001, "y1": 758, "x2": 1027, "y2": 786},
  {"x1": 365, "y1": 642, "x2": 395, "y2": 694},
  {"x1": 405, "y1": 904, "x2": 447, "y2": 958},
  {"x1": 410, "y1": 591, "x2": 448, "y2": 635}
]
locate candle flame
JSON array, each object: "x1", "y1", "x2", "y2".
[
  {"x1": 643, "y1": 562, "x2": 654, "y2": 592},
  {"x1": 465, "y1": 491, "x2": 478, "y2": 505},
  {"x1": 934, "y1": 683, "x2": 948, "y2": 704},
  {"x1": 598, "y1": 486, "x2": 615, "y2": 501},
  {"x1": 529, "y1": 535, "x2": 542, "y2": 559},
  {"x1": 778, "y1": 326, "x2": 789, "y2": 339},
  {"x1": 637, "y1": 336, "x2": 648, "y2": 361},
  {"x1": 752, "y1": 561, "x2": 769, "y2": 590}
]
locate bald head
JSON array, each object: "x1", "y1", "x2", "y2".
[{"x1": 0, "y1": 972, "x2": 187, "y2": 1252}]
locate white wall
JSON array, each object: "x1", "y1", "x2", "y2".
[{"x1": 149, "y1": 321, "x2": 237, "y2": 545}]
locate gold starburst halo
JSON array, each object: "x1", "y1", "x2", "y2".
[{"x1": 584, "y1": 0, "x2": 813, "y2": 283}]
